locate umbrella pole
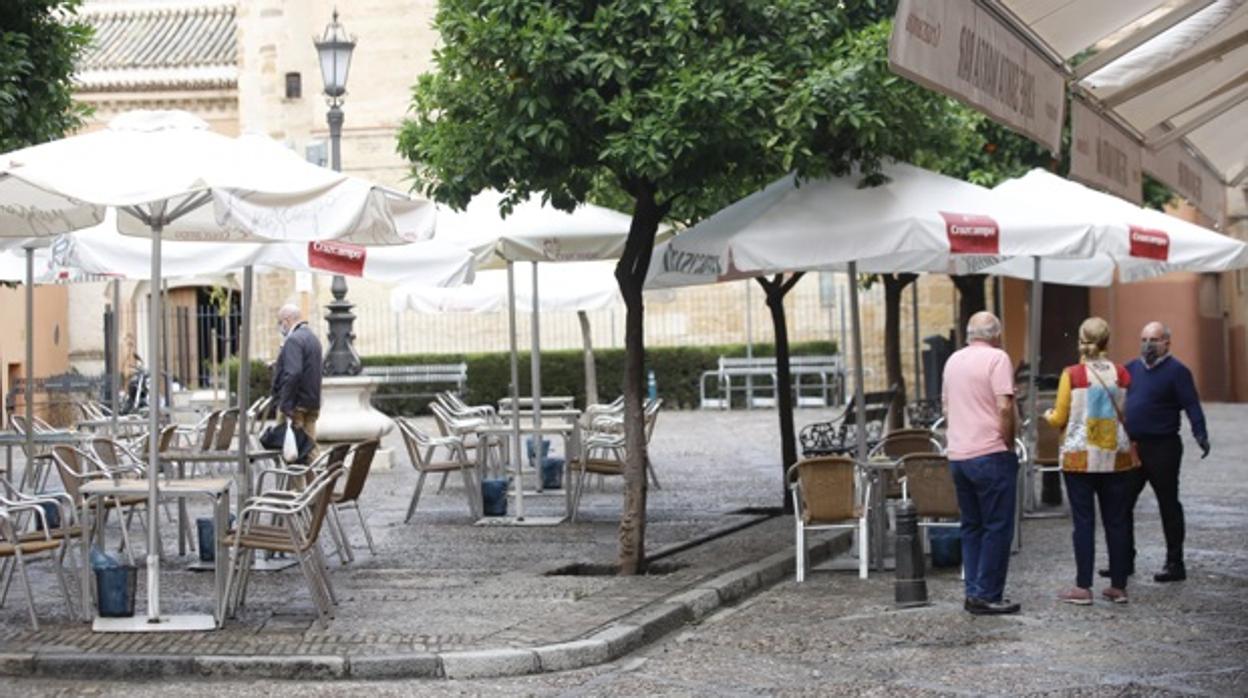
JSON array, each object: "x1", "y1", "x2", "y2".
[
  {"x1": 911, "y1": 278, "x2": 922, "y2": 403},
  {"x1": 112, "y1": 278, "x2": 120, "y2": 436},
  {"x1": 507, "y1": 262, "x2": 524, "y2": 521},
  {"x1": 1020, "y1": 257, "x2": 1044, "y2": 549},
  {"x1": 23, "y1": 246, "x2": 33, "y2": 489},
  {"x1": 530, "y1": 262, "x2": 543, "y2": 492},
  {"x1": 146, "y1": 208, "x2": 165, "y2": 623},
  {"x1": 847, "y1": 263, "x2": 877, "y2": 567},
  {"x1": 237, "y1": 265, "x2": 253, "y2": 510}
]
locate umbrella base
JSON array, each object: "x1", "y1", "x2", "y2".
[
  {"x1": 474, "y1": 515, "x2": 565, "y2": 527},
  {"x1": 93, "y1": 613, "x2": 215, "y2": 633}
]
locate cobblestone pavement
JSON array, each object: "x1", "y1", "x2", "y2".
[
  {"x1": 0, "y1": 407, "x2": 817, "y2": 654},
  {"x1": 6, "y1": 404, "x2": 1247, "y2": 695}
]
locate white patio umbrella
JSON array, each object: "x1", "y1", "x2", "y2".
[
  {"x1": 982, "y1": 169, "x2": 1248, "y2": 286},
  {"x1": 0, "y1": 110, "x2": 436, "y2": 631},
  {"x1": 434, "y1": 192, "x2": 637, "y2": 524},
  {"x1": 391, "y1": 260, "x2": 619, "y2": 314},
  {"x1": 645, "y1": 161, "x2": 1104, "y2": 564},
  {"x1": 40, "y1": 208, "x2": 472, "y2": 447},
  {"x1": 978, "y1": 169, "x2": 1248, "y2": 511},
  {"x1": 53, "y1": 209, "x2": 473, "y2": 286},
  {"x1": 392, "y1": 260, "x2": 621, "y2": 406}
]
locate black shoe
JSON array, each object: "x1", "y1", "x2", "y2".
[
  {"x1": 1154, "y1": 564, "x2": 1186, "y2": 583},
  {"x1": 1098, "y1": 567, "x2": 1135, "y2": 578},
  {"x1": 965, "y1": 597, "x2": 1021, "y2": 615}
]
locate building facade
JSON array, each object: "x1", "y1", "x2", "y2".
[{"x1": 42, "y1": 0, "x2": 1245, "y2": 410}]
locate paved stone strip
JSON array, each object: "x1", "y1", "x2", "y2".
[{"x1": 0, "y1": 530, "x2": 850, "y2": 681}]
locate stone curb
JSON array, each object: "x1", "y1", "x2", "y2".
[{"x1": 1, "y1": 529, "x2": 851, "y2": 681}]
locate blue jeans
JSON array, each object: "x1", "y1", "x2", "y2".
[
  {"x1": 950, "y1": 451, "x2": 1018, "y2": 602},
  {"x1": 1065, "y1": 470, "x2": 1133, "y2": 589}
]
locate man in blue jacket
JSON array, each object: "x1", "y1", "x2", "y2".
[
  {"x1": 1115, "y1": 321, "x2": 1208, "y2": 583},
  {"x1": 272, "y1": 304, "x2": 323, "y2": 459}
]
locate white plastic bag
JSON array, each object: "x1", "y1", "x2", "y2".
[{"x1": 282, "y1": 418, "x2": 298, "y2": 463}]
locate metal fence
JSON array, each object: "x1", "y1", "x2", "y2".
[{"x1": 125, "y1": 272, "x2": 962, "y2": 404}]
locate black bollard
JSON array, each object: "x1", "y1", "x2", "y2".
[{"x1": 894, "y1": 499, "x2": 929, "y2": 608}]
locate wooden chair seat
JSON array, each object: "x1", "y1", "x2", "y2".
[
  {"x1": 0, "y1": 539, "x2": 62, "y2": 556},
  {"x1": 18, "y1": 525, "x2": 82, "y2": 542}
]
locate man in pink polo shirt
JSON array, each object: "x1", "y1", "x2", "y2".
[{"x1": 943, "y1": 311, "x2": 1020, "y2": 615}]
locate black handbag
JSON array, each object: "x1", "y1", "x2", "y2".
[{"x1": 259, "y1": 420, "x2": 314, "y2": 463}]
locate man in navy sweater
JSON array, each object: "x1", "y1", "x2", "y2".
[{"x1": 1115, "y1": 321, "x2": 1208, "y2": 583}]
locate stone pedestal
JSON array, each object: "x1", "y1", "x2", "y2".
[{"x1": 316, "y1": 376, "x2": 395, "y2": 470}]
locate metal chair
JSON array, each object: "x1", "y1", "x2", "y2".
[
  {"x1": 0, "y1": 506, "x2": 75, "y2": 630},
  {"x1": 396, "y1": 418, "x2": 479, "y2": 522},
  {"x1": 223, "y1": 467, "x2": 343, "y2": 628},
  {"x1": 330, "y1": 439, "x2": 381, "y2": 561},
  {"x1": 788, "y1": 456, "x2": 870, "y2": 581}
]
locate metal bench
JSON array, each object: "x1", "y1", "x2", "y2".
[
  {"x1": 798, "y1": 387, "x2": 899, "y2": 457},
  {"x1": 362, "y1": 363, "x2": 469, "y2": 408},
  {"x1": 700, "y1": 355, "x2": 846, "y2": 410}
]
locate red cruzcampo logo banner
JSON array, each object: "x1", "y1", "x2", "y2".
[
  {"x1": 940, "y1": 211, "x2": 1000, "y2": 254},
  {"x1": 308, "y1": 240, "x2": 367, "y2": 276},
  {"x1": 1128, "y1": 226, "x2": 1169, "y2": 261}
]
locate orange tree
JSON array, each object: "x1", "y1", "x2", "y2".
[
  {"x1": 399, "y1": 2, "x2": 975, "y2": 573},
  {"x1": 0, "y1": 1, "x2": 92, "y2": 153}
]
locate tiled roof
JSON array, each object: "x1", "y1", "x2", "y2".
[{"x1": 75, "y1": 2, "x2": 238, "y2": 91}]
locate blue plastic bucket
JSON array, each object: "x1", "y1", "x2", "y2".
[
  {"x1": 928, "y1": 527, "x2": 963, "y2": 568},
  {"x1": 196, "y1": 515, "x2": 236, "y2": 562},
  {"x1": 481, "y1": 478, "x2": 508, "y2": 517},
  {"x1": 541, "y1": 457, "x2": 565, "y2": 490},
  {"x1": 94, "y1": 565, "x2": 137, "y2": 618},
  {"x1": 526, "y1": 438, "x2": 551, "y2": 468},
  {"x1": 34, "y1": 501, "x2": 60, "y2": 531}
]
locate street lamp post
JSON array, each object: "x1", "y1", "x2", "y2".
[{"x1": 314, "y1": 9, "x2": 361, "y2": 376}]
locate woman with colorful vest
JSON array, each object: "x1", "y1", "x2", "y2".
[{"x1": 1044, "y1": 317, "x2": 1139, "y2": 605}]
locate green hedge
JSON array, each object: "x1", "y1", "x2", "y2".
[{"x1": 229, "y1": 340, "x2": 836, "y2": 416}]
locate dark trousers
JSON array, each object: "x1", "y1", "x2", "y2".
[
  {"x1": 1126, "y1": 436, "x2": 1185, "y2": 567},
  {"x1": 950, "y1": 451, "x2": 1018, "y2": 602},
  {"x1": 1064, "y1": 471, "x2": 1133, "y2": 589}
]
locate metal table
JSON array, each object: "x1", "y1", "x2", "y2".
[
  {"x1": 160, "y1": 449, "x2": 281, "y2": 555},
  {"x1": 78, "y1": 477, "x2": 232, "y2": 629},
  {"x1": 477, "y1": 421, "x2": 581, "y2": 518}
]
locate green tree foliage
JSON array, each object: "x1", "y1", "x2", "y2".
[
  {"x1": 400, "y1": 2, "x2": 982, "y2": 572},
  {"x1": 0, "y1": 1, "x2": 93, "y2": 152}
]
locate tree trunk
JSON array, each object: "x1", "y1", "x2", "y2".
[
  {"x1": 951, "y1": 274, "x2": 987, "y2": 345},
  {"x1": 578, "y1": 310, "x2": 598, "y2": 407},
  {"x1": 882, "y1": 273, "x2": 917, "y2": 429},
  {"x1": 615, "y1": 183, "x2": 666, "y2": 575},
  {"x1": 757, "y1": 272, "x2": 804, "y2": 513}
]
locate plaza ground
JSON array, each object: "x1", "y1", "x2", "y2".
[{"x1": 2, "y1": 404, "x2": 1245, "y2": 695}]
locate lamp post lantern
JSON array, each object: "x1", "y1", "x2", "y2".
[{"x1": 314, "y1": 8, "x2": 361, "y2": 376}]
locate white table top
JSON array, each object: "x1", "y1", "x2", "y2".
[{"x1": 80, "y1": 477, "x2": 233, "y2": 497}]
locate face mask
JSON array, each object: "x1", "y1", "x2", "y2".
[
  {"x1": 279, "y1": 323, "x2": 290, "y2": 338},
  {"x1": 1141, "y1": 342, "x2": 1161, "y2": 365}
]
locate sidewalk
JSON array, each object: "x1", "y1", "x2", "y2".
[{"x1": 0, "y1": 407, "x2": 844, "y2": 679}]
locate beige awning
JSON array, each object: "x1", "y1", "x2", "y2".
[{"x1": 891, "y1": 1, "x2": 1247, "y2": 223}]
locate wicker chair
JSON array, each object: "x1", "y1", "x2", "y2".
[
  {"x1": 900, "y1": 453, "x2": 963, "y2": 577},
  {"x1": 788, "y1": 456, "x2": 870, "y2": 581},
  {"x1": 869, "y1": 428, "x2": 944, "y2": 498}
]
